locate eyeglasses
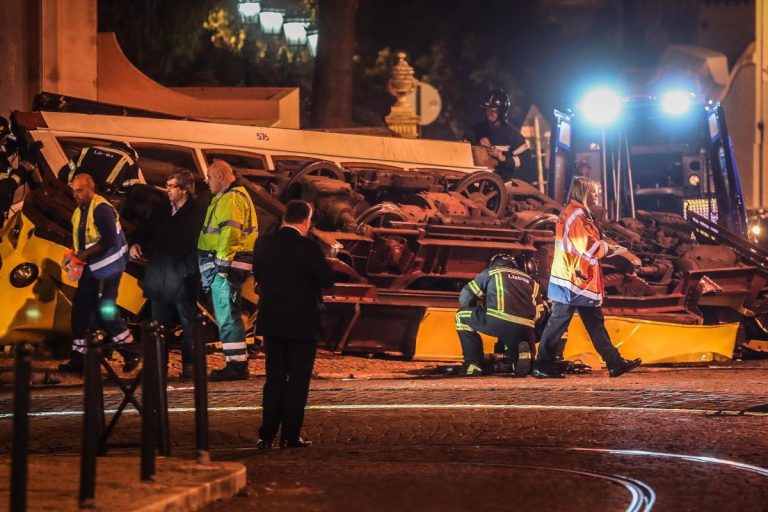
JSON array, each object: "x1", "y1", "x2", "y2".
[{"x1": 166, "y1": 183, "x2": 181, "y2": 189}]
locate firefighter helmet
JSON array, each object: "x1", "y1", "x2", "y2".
[
  {"x1": 481, "y1": 89, "x2": 511, "y2": 121},
  {"x1": 490, "y1": 252, "x2": 516, "y2": 268}
]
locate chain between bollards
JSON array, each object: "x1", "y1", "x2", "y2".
[
  {"x1": 79, "y1": 330, "x2": 105, "y2": 509},
  {"x1": 10, "y1": 343, "x2": 33, "y2": 512},
  {"x1": 193, "y1": 312, "x2": 210, "y2": 464}
]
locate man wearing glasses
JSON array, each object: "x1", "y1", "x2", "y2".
[{"x1": 130, "y1": 170, "x2": 206, "y2": 377}]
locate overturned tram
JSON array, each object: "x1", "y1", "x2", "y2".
[{"x1": 1, "y1": 95, "x2": 766, "y2": 364}]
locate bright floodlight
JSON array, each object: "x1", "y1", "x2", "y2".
[
  {"x1": 579, "y1": 88, "x2": 622, "y2": 125},
  {"x1": 661, "y1": 90, "x2": 693, "y2": 116}
]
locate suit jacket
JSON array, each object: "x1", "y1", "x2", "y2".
[
  {"x1": 253, "y1": 226, "x2": 336, "y2": 341},
  {"x1": 138, "y1": 198, "x2": 206, "y2": 302}
]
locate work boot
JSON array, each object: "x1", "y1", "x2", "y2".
[
  {"x1": 209, "y1": 363, "x2": 249, "y2": 382},
  {"x1": 462, "y1": 362, "x2": 484, "y2": 377},
  {"x1": 58, "y1": 352, "x2": 84, "y2": 374},
  {"x1": 608, "y1": 358, "x2": 642, "y2": 378},
  {"x1": 514, "y1": 341, "x2": 532, "y2": 377},
  {"x1": 180, "y1": 363, "x2": 194, "y2": 379}
]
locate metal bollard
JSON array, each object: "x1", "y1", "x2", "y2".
[
  {"x1": 10, "y1": 343, "x2": 33, "y2": 512},
  {"x1": 155, "y1": 327, "x2": 171, "y2": 457},
  {"x1": 79, "y1": 331, "x2": 105, "y2": 509},
  {"x1": 193, "y1": 313, "x2": 210, "y2": 464},
  {"x1": 140, "y1": 321, "x2": 159, "y2": 482}
]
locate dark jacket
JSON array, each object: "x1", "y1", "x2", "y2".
[
  {"x1": 463, "y1": 121, "x2": 533, "y2": 182},
  {"x1": 253, "y1": 226, "x2": 336, "y2": 341},
  {"x1": 139, "y1": 198, "x2": 206, "y2": 302}
]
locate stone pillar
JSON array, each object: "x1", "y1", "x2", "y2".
[
  {"x1": 0, "y1": 0, "x2": 97, "y2": 117},
  {"x1": 385, "y1": 52, "x2": 420, "y2": 139}
]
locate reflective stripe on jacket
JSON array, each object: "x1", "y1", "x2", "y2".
[
  {"x1": 458, "y1": 265, "x2": 539, "y2": 327},
  {"x1": 71, "y1": 194, "x2": 128, "y2": 279},
  {"x1": 197, "y1": 185, "x2": 258, "y2": 286},
  {"x1": 547, "y1": 199, "x2": 609, "y2": 306}
]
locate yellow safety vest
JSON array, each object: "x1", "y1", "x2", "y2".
[
  {"x1": 71, "y1": 194, "x2": 128, "y2": 278},
  {"x1": 197, "y1": 185, "x2": 258, "y2": 284}
]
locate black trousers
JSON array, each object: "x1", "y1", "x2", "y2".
[
  {"x1": 536, "y1": 302, "x2": 622, "y2": 368},
  {"x1": 151, "y1": 298, "x2": 197, "y2": 364},
  {"x1": 258, "y1": 336, "x2": 318, "y2": 443},
  {"x1": 71, "y1": 274, "x2": 133, "y2": 354}
]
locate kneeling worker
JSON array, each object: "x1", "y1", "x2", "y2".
[{"x1": 455, "y1": 253, "x2": 539, "y2": 377}]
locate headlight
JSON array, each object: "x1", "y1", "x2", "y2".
[
  {"x1": 578, "y1": 88, "x2": 622, "y2": 126},
  {"x1": 10, "y1": 262, "x2": 39, "y2": 288},
  {"x1": 688, "y1": 174, "x2": 700, "y2": 187},
  {"x1": 661, "y1": 90, "x2": 693, "y2": 116}
]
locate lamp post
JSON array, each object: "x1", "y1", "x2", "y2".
[
  {"x1": 283, "y1": 17, "x2": 309, "y2": 48},
  {"x1": 237, "y1": 1, "x2": 261, "y2": 23},
  {"x1": 259, "y1": 8, "x2": 285, "y2": 35},
  {"x1": 307, "y1": 28, "x2": 319, "y2": 57}
]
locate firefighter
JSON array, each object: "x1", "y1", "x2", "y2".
[
  {"x1": 198, "y1": 159, "x2": 258, "y2": 381},
  {"x1": 455, "y1": 253, "x2": 539, "y2": 377},
  {"x1": 58, "y1": 141, "x2": 145, "y2": 193},
  {"x1": 463, "y1": 89, "x2": 533, "y2": 182},
  {"x1": 533, "y1": 176, "x2": 642, "y2": 378},
  {"x1": 59, "y1": 174, "x2": 139, "y2": 373}
]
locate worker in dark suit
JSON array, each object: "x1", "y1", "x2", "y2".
[{"x1": 253, "y1": 200, "x2": 336, "y2": 449}]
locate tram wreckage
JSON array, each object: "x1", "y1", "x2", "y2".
[{"x1": 1, "y1": 94, "x2": 766, "y2": 363}]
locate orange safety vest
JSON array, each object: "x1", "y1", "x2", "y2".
[{"x1": 547, "y1": 199, "x2": 609, "y2": 306}]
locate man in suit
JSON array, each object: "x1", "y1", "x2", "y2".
[
  {"x1": 253, "y1": 200, "x2": 336, "y2": 449},
  {"x1": 129, "y1": 170, "x2": 206, "y2": 378}
]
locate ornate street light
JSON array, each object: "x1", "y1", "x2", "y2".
[
  {"x1": 237, "y1": 1, "x2": 261, "y2": 22},
  {"x1": 283, "y1": 17, "x2": 309, "y2": 48},
  {"x1": 259, "y1": 8, "x2": 285, "y2": 35},
  {"x1": 306, "y1": 28, "x2": 319, "y2": 57}
]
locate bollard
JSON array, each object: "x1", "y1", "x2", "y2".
[
  {"x1": 140, "y1": 321, "x2": 159, "y2": 482},
  {"x1": 79, "y1": 331, "x2": 105, "y2": 509},
  {"x1": 193, "y1": 312, "x2": 210, "y2": 464},
  {"x1": 155, "y1": 327, "x2": 171, "y2": 457},
  {"x1": 10, "y1": 343, "x2": 33, "y2": 512}
]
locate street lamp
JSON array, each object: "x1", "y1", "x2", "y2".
[
  {"x1": 306, "y1": 28, "x2": 319, "y2": 57},
  {"x1": 237, "y1": 1, "x2": 261, "y2": 22},
  {"x1": 283, "y1": 17, "x2": 309, "y2": 48},
  {"x1": 259, "y1": 8, "x2": 285, "y2": 35}
]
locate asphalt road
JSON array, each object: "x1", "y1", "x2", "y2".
[{"x1": 1, "y1": 356, "x2": 768, "y2": 511}]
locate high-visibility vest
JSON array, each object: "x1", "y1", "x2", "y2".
[
  {"x1": 197, "y1": 185, "x2": 258, "y2": 286},
  {"x1": 547, "y1": 199, "x2": 609, "y2": 306},
  {"x1": 71, "y1": 194, "x2": 128, "y2": 279}
]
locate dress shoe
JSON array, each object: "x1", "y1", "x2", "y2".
[
  {"x1": 117, "y1": 346, "x2": 142, "y2": 373},
  {"x1": 256, "y1": 438, "x2": 273, "y2": 450},
  {"x1": 608, "y1": 358, "x2": 642, "y2": 378},
  {"x1": 209, "y1": 364, "x2": 249, "y2": 382},
  {"x1": 514, "y1": 341, "x2": 532, "y2": 377},
  {"x1": 180, "y1": 363, "x2": 194, "y2": 379},
  {"x1": 281, "y1": 437, "x2": 312, "y2": 449},
  {"x1": 532, "y1": 363, "x2": 565, "y2": 379}
]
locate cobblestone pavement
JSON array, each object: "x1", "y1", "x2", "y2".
[{"x1": 1, "y1": 352, "x2": 768, "y2": 511}]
